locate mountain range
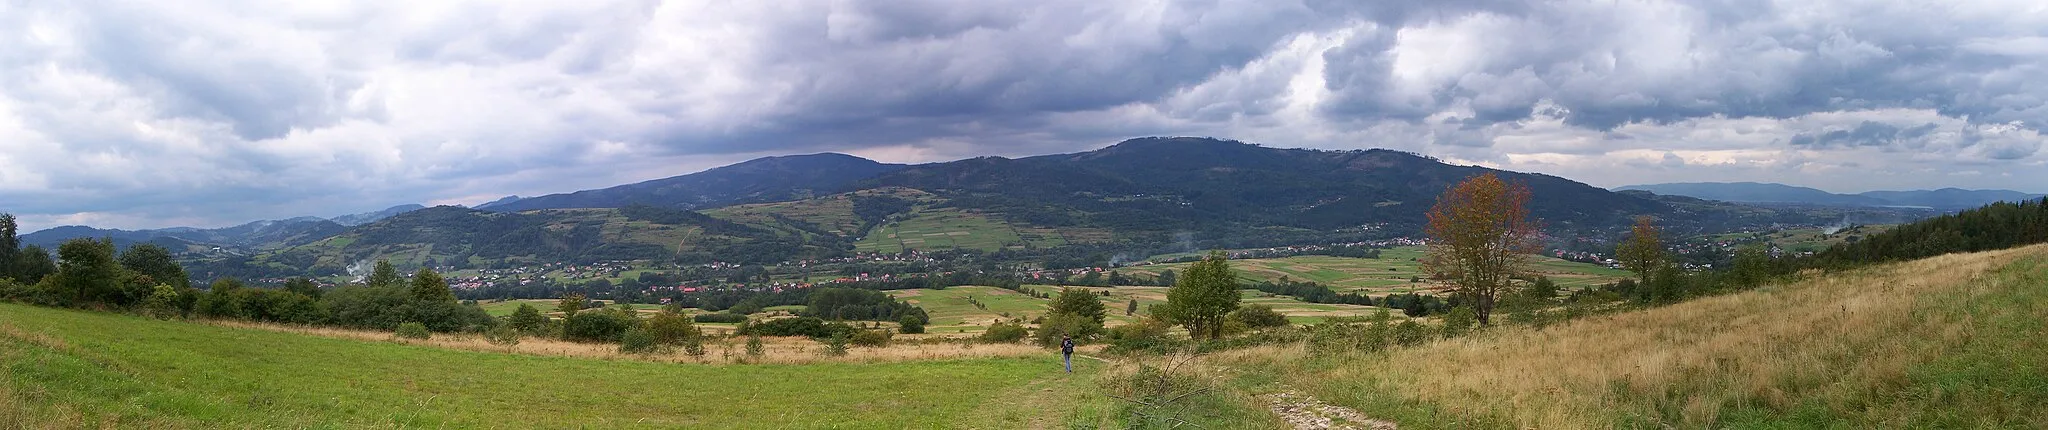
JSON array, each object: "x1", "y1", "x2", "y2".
[
  {"x1": 20, "y1": 137, "x2": 1947, "y2": 279},
  {"x1": 1615, "y1": 182, "x2": 2045, "y2": 210}
]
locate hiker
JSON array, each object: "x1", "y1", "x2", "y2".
[{"x1": 1061, "y1": 334, "x2": 1075, "y2": 373}]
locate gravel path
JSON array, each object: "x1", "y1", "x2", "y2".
[{"x1": 1261, "y1": 390, "x2": 1397, "y2": 430}]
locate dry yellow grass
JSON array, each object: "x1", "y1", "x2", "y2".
[
  {"x1": 206, "y1": 320, "x2": 1063, "y2": 365},
  {"x1": 1214, "y1": 244, "x2": 2048, "y2": 428}
]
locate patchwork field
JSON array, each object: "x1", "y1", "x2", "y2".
[
  {"x1": 0, "y1": 303, "x2": 1116, "y2": 429},
  {"x1": 854, "y1": 209, "x2": 1028, "y2": 253},
  {"x1": 1122, "y1": 247, "x2": 1629, "y2": 294}
]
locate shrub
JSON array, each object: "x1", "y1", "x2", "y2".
[
  {"x1": 564, "y1": 310, "x2": 637, "y2": 343},
  {"x1": 693, "y1": 312, "x2": 748, "y2": 323},
  {"x1": 1033, "y1": 312, "x2": 1102, "y2": 347},
  {"x1": 897, "y1": 314, "x2": 925, "y2": 334},
  {"x1": 1226, "y1": 304, "x2": 1290, "y2": 329},
  {"x1": 619, "y1": 327, "x2": 662, "y2": 354},
  {"x1": 979, "y1": 321, "x2": 1029, "y2": 343},
  {"x1": 1441, "y1": 306, "x2": 1477, "y2": 338},
  {"x1": 395, "y1": 322, "x2": 430, "y2": 340},
  {"x1": 484, "y1": 324, "x2": 521, "y2": 346},
  {"x1": 508, "y1": 303, "x2": 549, "y2": 333},
  {"x1": 822, "y1": 332, "x2": 850, "y2": 356},
  {"x1": 682, "y1": 337, "x2": 707, "y2": 357},
  {"x1": 739, "y1": 317, "x2": 854, "y2": 340},
  {"x1": 1105, "y1": 318, "x2": 1180, "y2": 355},
  {"x1": 851, "y1": 329, "x2": 892, "y2": 347},
  {"x1": 745, "y1": 335, "x2": 765, "y2": 357},
  {"x1": 645, "y1": 311, "x2": 701, "y2": 346}
]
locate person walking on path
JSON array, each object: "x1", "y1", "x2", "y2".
[{"x1": 1061, "y1": 334, "x2": 1075, "y2": 373}]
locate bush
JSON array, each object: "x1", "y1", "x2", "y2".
[
  {"x1": 739, "y1": 317, "x2": 854, "y2": 340},
  {"x1": 1104, "y1": 319, "x2": 1180, "y2": 355},
  {"x1": 1033, "y1": 312, "x2": 1103, "y2": 347},
  {"x1": 508, "y1": 303, "x2": 549, "y2": 333},
  {"x1": 897, "y1": 314, "x2": 925, "y2": 334},
  {"x1": 564, "y1": 310, "x2": 638, "y2": 343},
  {"x1": 822, "y1": 332, "x2": 850, "y2": 356},
  {"x1": 619, "y1": 327, "x2": 662, "y2": 354},
  {"x1": 395, "y1": 322, "x2": 431, "y2": 340},
  {"x1": 485, "y1": 324, "x2": 521, "y2": 346},
  {"x1": 1226, "y1": 304, "x2": 1290, "y2": 329},
  {"x1": 645, "y1": 311, "x2": 702, "y2": 346},
  {"x1": 851, "y1": 329, "x2": 892, "y2": 347},
  {"x1": 979, "y1": 321, "x2": 1029, "y2": 343},
  {"x1": 1441, "y1": 306, "x2": 1477, "y2": 338},
  {"x1": 745, "y1": 335, "x2": 765, "y2": 357},
  {"x1": 693, "y1": 312, "x2": 748, "y2": 323},
  {"x1": 682, "y1": 337, "x2": 707, "y2": 357}
]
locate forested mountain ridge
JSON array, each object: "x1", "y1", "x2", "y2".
[{"x1": 483, "y1": 153, "x2": 908, "y2": 212}]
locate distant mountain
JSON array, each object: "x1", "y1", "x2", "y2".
[
  {"x1": 1616, "y1": 182, "x2": 2044, "y2": 210},
  {"x1": 1614, "y1": 182, "x2": 1890, "y2": 206},
  {"x1": 866, "y1": 137, "x2": 1667, "y2": 235},
  {"x1": 471, "y1": 195, "x2": 523, "y2": 210},
  {"x1": 329, "y1": 204, "x2": 427, "y2": 226},
  {"x1": 1856, "y1": 188, "x2": 2046, "y2": 210},
  {"x1": 485, "y1": 153, "x2": 907, "y2": 212},
  {"x1": 22, "y1": 217, "x2": 348, "y2": 251}
]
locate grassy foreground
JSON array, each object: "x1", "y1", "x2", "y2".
[
  {"x1": 1216, "y1": 244, "x2": 2048, "y2": 428},
  {"x1": 0, "y1": 303, "x2": 1115, "y2": 429}
]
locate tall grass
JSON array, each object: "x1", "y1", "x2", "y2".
[{"x1": 1216, "y1": 244, "x2": 2048, "y2": 428}]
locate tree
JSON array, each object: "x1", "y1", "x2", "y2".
[
  {"x1": 1050, "y1": 287, "x2": 1107, "y2": 325},
  {"x1": 0, "y1": 213, "x2": 17, "y2": 281},
  {"x1": 15, "y1": 245, "x2": 54, "y2": 285},
  {"x1": 1615, "y1": 216, "x2": 1667, "y2": 283},
  {"x1": 644, "y1": 309, "x2": 702, "y2": 346},
  {"x1": 409, "y1": 268, "x2": 455, "y2": 302},
  {"x1": 366, "y1": 260, "x2": 402, "y2": 288},
  {"x1": 1156, "y1": 270, "x2": 1177, "y2": 287},
  {"x1": 897, "y1": 314, "x2": 925, "y2": 334},
  {"x1": 53, "y1": 238, "x2": 128, "y2": 306},
  {"x1": 509, "y1": 303, "x2": 549, "y2": 333},
  {"x1": 1158, "y1": 251, "x2": 1241, "y2": 339},
  {"x1": 283, "y1": 277, "x2": 321, "y2": 299},
  {"x1": 118, "y1": 243, "x2": 188, "y2": 290},
  {"x1": 558, "y1": 293, "x2": 587, "y2": 317},
  {"x1": 1422, "y1": 173, "x2": 1540, "y2": 326},
  {"x1": 1125, "y1": 298, "x2": 1138, "y2": 316}
]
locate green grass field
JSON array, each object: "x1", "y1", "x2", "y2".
[
  {"x1": 0, "y1": 303, "x2": 1114, "y2": 429},
  {"x1": 1123, "y1": 247, "x2": 1628, "y2": 293},
  {"x1": 855, "y1": 209, "x2": 1029, "y2": 253},
  {"x1": 890, "y1": 286, "x2": 1053, "y2": 335}
]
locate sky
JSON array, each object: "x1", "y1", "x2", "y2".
[{"x1": 3, "y1": 1, "x2": 2046, "y2": 232}]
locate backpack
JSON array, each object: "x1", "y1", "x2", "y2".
[{"x1": 1061, "y1": 338, "x2": 1074, "y2": 353}]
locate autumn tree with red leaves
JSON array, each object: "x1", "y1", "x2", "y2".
[{"x1": 1422, "y1": 173, "x2": 1541, "y2": 325}]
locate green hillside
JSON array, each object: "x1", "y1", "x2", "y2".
[{"x1": 0, "y1": 303, "x2": 1113, "y2": 428}]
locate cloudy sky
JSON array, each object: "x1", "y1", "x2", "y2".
[{"x1": 3, "y1": 0, "x2": 2046, "y2": 231}]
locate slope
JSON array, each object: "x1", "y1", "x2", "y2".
[
  {"x1": 0, "y1": 303, "x2": 1112, "y2": 429},
  {"x1": 1615, "y1": 182, "x2": 1889, "y2": 206},
  {"x1": 1216, "y1": 244, "x2": 2048, "y2": 428}
]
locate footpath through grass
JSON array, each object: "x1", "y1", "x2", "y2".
[{"x1": 0, "y1": 303, "x2": 1114, "y2": 429}]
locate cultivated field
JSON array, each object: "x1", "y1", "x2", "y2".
[
  {"x1": 0, "y1": 303, "x2": 1118, "y2": 429},
  {"x1": 889, "y1": 286, "x2": 1052, "y2": 335},
  {"x1": 855, "y1": 208, "x2": 1029, "y2": 253},
  {"x1": 1213, "y1": 244, "x2": 2048, "y2": 428}
]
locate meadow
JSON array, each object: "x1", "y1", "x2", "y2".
[
  {"x1": 1211, "y1": 244, "x2": 2048, "y2": 428},
  {"x1": 0, "y1": 303, "x2": 1120, "y2": 429},
  {"x1": 1122, "y1": 247, "x2": 1629, "y2": 294}
]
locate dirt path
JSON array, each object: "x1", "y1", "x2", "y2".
[{"x1": 1261, "y1": 390, "x2": 1397, "y2": 430}]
